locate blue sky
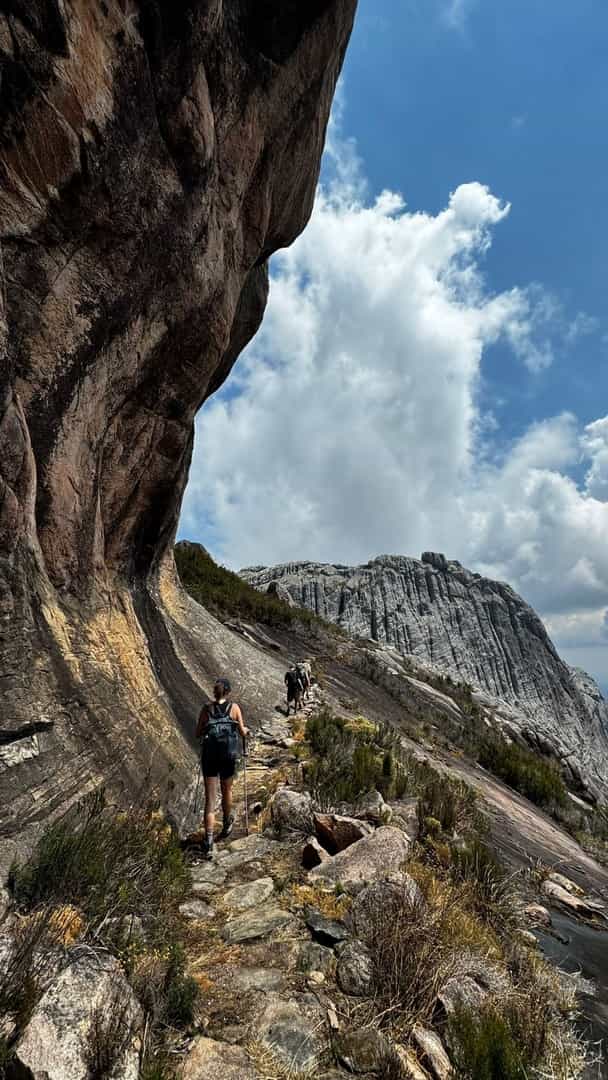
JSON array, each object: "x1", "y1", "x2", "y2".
[
  {"x1": 344, "y1": 0, "x2": 608, "y2": 441},
  {"x1": 181, "y1": 0, "x2": 608, "y2": 690}
]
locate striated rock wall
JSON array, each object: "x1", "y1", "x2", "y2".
[
  {"x1": 0, "y1": 0, "x2": 356, "y2": 844},
  {"x1": 241, "y1": 553, "x2": 608, "y2": 799}
]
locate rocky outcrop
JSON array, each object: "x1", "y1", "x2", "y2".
[
  {"x1": 0, "y1": 2, "x2": 356, "y2": 842},
  {"x1": 242, "y1": 554, "x2": 608, "y2": 798}
]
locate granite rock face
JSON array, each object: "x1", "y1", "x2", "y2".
[
  {"x1": 0, "y1": 2, "x2": 356, "y2": 842},
  {"x1": 242, "y1": 553, "x2": 608, "y2": 798}
]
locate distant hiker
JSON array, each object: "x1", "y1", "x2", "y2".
[
  {"x1": 297, "y1": 660, "x2": 312, "y2": 701},
  {"x1": 285, "y1": 665, "x2": 304, "y2": 715},
  {"x1": 196, "y1": 678, "x2": 249, "y2": 860}
]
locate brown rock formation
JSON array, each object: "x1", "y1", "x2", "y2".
[{"x1": 0, "y1": 1, "x2": 356, "y2": 844}]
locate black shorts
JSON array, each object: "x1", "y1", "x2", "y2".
[{"x1": 201, "y1": 752, "x2": 237, "y2": 780}]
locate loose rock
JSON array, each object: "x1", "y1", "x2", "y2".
[
  {"x1": 256, "y1": 993, "x2": 324, "y2": 1071},
  {"x1": 335, "y1": 1028, "x2": 392, "y2": 1073},
  {"x1": 355, "y1": 790, "x2": 392, "y2": 824},
  {"x1": 223, "y1": 906, "x2": 295, "y2": 944},
  {"x1": 350, "y1": 874, "x2": 422, "y2": 940},
  {"x1": 179, "y1": 899, "x2": 215, "y2": 920},
  {"x1": 297, "y1": 941, "x2": 337, "y2": 978},
  {"x1": 14, "y1": 954, "x2": 141, "y2": 1080},
  {"x1": 314, "y1": 813, "x2": 372, "y2": 854},
  {"x1": 271, "y1": 788, "x2": 314, "y2": 835},
  {"x1": 337, "y1": 941, "x2": 374, "y2": 997},
  {"x1": 230, "y1": 968, "x2": 285, "y2": 992},
  {"x1": 310, "y1": 827, "x2": 411, "y2": 890},
  {"x1": 223, "y1": 877, "x2": 274, "y2": 912},
  {"x1": 304, "y1": 906, "x2": 350, "y2": 946},
  {"x1": 412, "y1": 1024, "x2": 452, "y2": 1079},
  {"x1": 182, "y1": 1037, "x2": 255, "y2": 1080}
]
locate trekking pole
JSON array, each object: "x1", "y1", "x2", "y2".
[{"x1": 242, "y1": 735, "x2": 249, "y2": 837}]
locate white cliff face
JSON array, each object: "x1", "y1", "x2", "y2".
[{"x1": 241, "y1": 553, "x2": 608, "y2": 800}]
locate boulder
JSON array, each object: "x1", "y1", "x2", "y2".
[
  {"x1": 524, "y1": 903, "x2": 551, "y2": 926},
  {"x1": 179, "y1": 899, "x2": 215, "y2": 920},
  {"x1": 310, "y1": 827, "x2": 411, "y2": 890},
  {"x1": 355, "y1": 790, "x2": 392, "y2": 824},
  {"x1": 547, "y1": 871, "x2": 584, "y2": 896},
  {"x1": 302, "y1": 836, "x2": 330, "y2": 870},
  {"x1": 389, "y1": 798, "x2": 421, "y2": 843},
  {"x1": 412, "y1": 1025, "x2": 452, "y2": 1079},
  {"x1": 255, "y1": 993, "x2": 324, "y2": 1071},
  {"x1": 304, "y1": 907, "x2": 350, "y2": 946},
  {"x1": 541, "y1": 880, "x2": 601, "y2": 918},
  {"x1": 182, "y1": 1037, "x2": 255, "y2": 1080},
  {"x1": 437, "y1": 975, "x2": 489, "y2": 1016},
  {"x1": 297, "y1": 942, "x2": 337, "y2": 979},
  {"x1": 190, "y1": 862, "x2": 227, "y2": 887},
  {"x1": 350, "y1": 874, "x2": 422, "y2": 940},
  {"x1": 222, "y1": 906, "x2": 296, "y2": 944},
  {"x1": 223, "y1": 878, "x2": 275, "y2": 912},
  {"x1": 314, "y1": 813, "x2": 373, "y2": 854},
  {"x1": 335, "y1": 1028, "x2": 392, "y2": 1073},
  {"x1": 14, "y1": 954, "x2": 141, "y2": 1080},
  {"x1": 336, "y1": 942, "x2": 375, "y2": 997},
  {"x1": 271, "y1": 788, "x2": 314, "y2": 835}
]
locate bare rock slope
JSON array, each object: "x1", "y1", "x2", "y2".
[
  {"x1": 0, "y1": 1, "x2": 356, "y2": 844},
  {"x1": 242, "y1": 553, "x2": 608, "y2": 799}
]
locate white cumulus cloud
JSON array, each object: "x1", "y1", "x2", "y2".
[{"x1": 180, "y1": 117, "x2": 608, "y2": 683}]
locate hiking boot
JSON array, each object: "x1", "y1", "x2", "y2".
[
  {"x1": 201, "y1": 836, "x2": 214, "y2": 860},
  {"x1": 218, "y1": 813, "x2": 235, "y2": 840}
]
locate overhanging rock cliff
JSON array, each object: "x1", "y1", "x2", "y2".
[
  {"x1": 0, "y1": 1, "x2": 357, "y2": 845},
  {"x1": 241, "y1": 554, "x2": 608, "y2": 800}
]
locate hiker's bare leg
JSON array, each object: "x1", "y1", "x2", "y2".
[
  {"x1": 204, "y1": 776, "x2": 217, "y2": 836},
  {"x1": 220, "y1": 777, "x2": 233, "y2": 822}
]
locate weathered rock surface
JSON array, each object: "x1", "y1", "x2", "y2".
[
  {"x1": 222, "y1": 905, "x2": 295, "y2": 944},
  {"x1": 14, "y1": 953, "x2": 141, "y2": 1080},
  {"x1": 242, "y1": 554, "x2": 608, "y2": 798},
  {"x1": 302, "y1": 835, "x2": 330, "y2": 869},
  {"x1": 350, "y1": 874, "x2": 422, "y2": 940},
  {"x1": 336, "y1": 941, "x2": 374, "y2": 996},
  {"x1": 412, "y1": 1024, "x2": 452, "y2": 1079},
  {"x1": 335, "y1": 1028, "x2": 392, "y2": 1074},
  {"x1": 223, "y1": 877, "x2": 275, "y2": 912},
  {"x1": 255, "y1": 993, "x2": 324, "y2": 1071},
  {"x1": 314, "y1": 812, "x2": 373, "y2": 853},
  {"x1": 182, "y1": 1037, "x2": 255, "y2": 1080},
  {"x1": 0, "y1": 2, "x2": 356, "y2": 842},
  {"x1": 310, "y1": 826, "x2": 411, "y2": 889},
  {"x1": 304, "y1": 906, "x2": 350, "y2": 946},
  {"x1": 271, "y1": 788, "x2": 314, "y2": 835}
]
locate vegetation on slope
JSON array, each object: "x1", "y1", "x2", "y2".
[
  {"x1": 175, "y1": 540, "x2": 338, "y2": 633},
  {"x1": 6, "y1": 793, "x2": 196, "y2": 1078}
]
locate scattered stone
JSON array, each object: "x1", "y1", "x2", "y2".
[
  {"x1": 524, "y1": 903, "x2": 551, "y2": 926},
  {"x1": 191, "y1": 881, "x2": 216, "y2": 900},
  {"x1": 190, "y1": 862, "x2": 227, "y2": 887},
  {"x1": 314, "y1": 813, "x2": 372, "y2": 854},
  {"x1": 350, "y1": 874, "x2": 422, "y2": 940},
  {"x1": 308, "y1": 970, "x2": 325, "y2": 985},
  {"x1": 179, "y1": 899, "x2": 215, "y2": 920},
  {"x1": 304, "y1": 906, "x2": 350, "y2": 946},
  {"x1": 223, "y1": 877, "x2": 274, "y2": 911},
  {"x1": 337, "y1": 941, "x2": 374, "y2": 997},
  {"x1": 547, "y1": 871, "x2": 584, "y2": 896},
  {"x1": 310, "y1": 826, "x2": 411, "y2": 890},
  {"x1": 335, "y1": 1028, "x2": 392, "y2": 1074},
  {"x1": 542, "y1": 880, "x2": 601, "y2": 918},
  {"x1": 297, "y1": 941, "x2": 337, "y2": 978},
  {"x1": 302, "y1": 835, "x2": 330, "y2": 870},
  {"x1": 327, "y1": 1003, "x2": 340, "y2": 1031},
  {"x1": 437, "y1": 974, "x2": 489, "y2": 1016},
  {"x1": 394, "y1": 1045, "x2": 429, "y2": 1080},
  {"x1": 230, "y1": 968, "x2": 285, "y2": 992},
  {"x1": 412, "y1": 1025, "x2": 452, "y2": 1079},
  {"x1": 14, "y1": 954, "x2": 142, "y2": 1080},
  {"x1": 182, "y1": 1036, "x2": 255, "y2": 1079},
  {"x1": 270, "y1": 788, "x2": 314, "y2": 835},
  {"x1": 256, "y1": 994, "x2": 324, "y2": 1071},
  {"x1": 355, "y1": 790, "x2": 392, "y2": 824},
  {"x1": 222, "y1": 906, "x2": 295, "y2": 944}
]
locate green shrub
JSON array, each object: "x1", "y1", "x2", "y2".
[
  {"x1": 175, "y1": 541, "x2": 339, "y2": 633},
  {"x1": 476, "y1": 733, "x2": 567, "y2": 809},
  {"x1": 449, "y1": 1004, "x2": 528, "y2": 1079},
  {"x1": 450, "y1": 839, "x2": 519, "y2": 932},
  {"x1": 10, "y1": 792, "x2": 190, "y2": 940},
  {"x1": 162, "y1": 944, "x2": 198, "y2": 1027},
  {"x1": 304, "y1": 708, "x2": 402, "y2": 805}
]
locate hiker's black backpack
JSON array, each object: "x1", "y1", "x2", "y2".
[{"x1": 203, "y1": 702, "x2": 240, "y2": 761}]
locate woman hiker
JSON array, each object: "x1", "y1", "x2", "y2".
[{"x1": 196, "y1": 677, "x2": 249, "y2": 860}]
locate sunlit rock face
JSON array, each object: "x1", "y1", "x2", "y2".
[
  {"x1": 242, "y1": 553, "x2": 608, "y2": 800},
  {"x1": 0, "y1": 1, "x2": 356, "y2": 843}
]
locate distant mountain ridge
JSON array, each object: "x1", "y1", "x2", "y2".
[{"x1": 241, "y1": 552, "x2": 608, "y2": 801}]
